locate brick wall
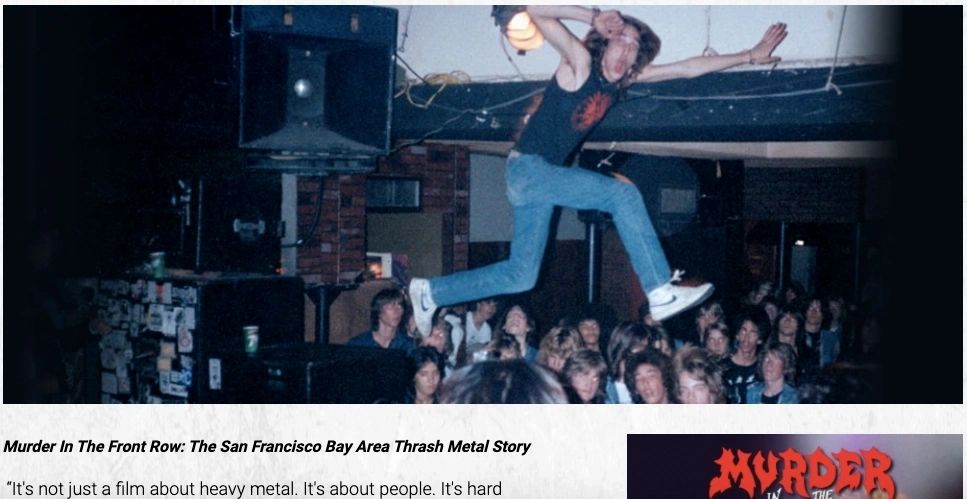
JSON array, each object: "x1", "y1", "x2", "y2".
[
  {"x1": 295, "y1": 144, "x2": 470, "y2": 283},
  {"x1": 373, "y1": 144, "x2": 470, "y2": 275},
  {"x1": 295, "y1": 175, "x2": 367, "y2": 284}
]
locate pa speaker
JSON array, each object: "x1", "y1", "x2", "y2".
[
  {"x1": 193, "y1": 174, "x2": 282, "y2": 274},
  {"x1": 238, "y1": 6, "x2": 397, "y2": 157}
]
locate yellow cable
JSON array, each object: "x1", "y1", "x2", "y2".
[{"x1": 396, "y1": 71, "x2": 473, "y2": 109}]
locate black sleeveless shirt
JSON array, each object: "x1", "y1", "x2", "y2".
[{"x1": 514, "y1": 65, "x2": 619, "y2": 165}]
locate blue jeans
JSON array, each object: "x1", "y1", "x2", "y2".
[{"x1": 430, "y1": 153, "x2": 671, "y2": 306}]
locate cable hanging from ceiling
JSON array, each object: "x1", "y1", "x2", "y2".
[
  {"x1": 634, "y1": 5, "x2": 858, "y2": 102},
  {"x1": 392, "y1": 6, "x2": 877, "y2": 147}
]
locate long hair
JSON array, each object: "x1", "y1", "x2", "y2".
[
  {"x1": 584, "y1": 15, "x2": 661, "y2": 90},
  {"x1": 733, "y1": 307, "x2": 772, "y2": 345},
  {"x1": 757, "y1": 342, "x2": 798, "y2": 385},
  {"x1": 562, "y1": 349, "x2": 608, "y2": 403},
  {"x1": 605, "y1": 321, "x2": 651, "y2": 379},
  {"x1": 405, "y1": 347, "x2": 445, "y2": 403},
  {"x1": 439, "y1": 360, "x2": 567, "y2": 404},
  {"x1": 624, "y1": 349, "x2": 676, "y2": 404},
  {"x1": 672, "y1": 345, "x2": 726, "y2": 404},
  {"x1": 496, "y1": 301, "x2": 538, "y2": 349},
  {"x1": 771, "y1": 306, "x2": 807, "y2": 354},
  {"x1": 370, "y1": 288, "x2": 404, "y2": 331},
  {"x1": 537, "y1": 326, "x2": 584, "y2": 366}
]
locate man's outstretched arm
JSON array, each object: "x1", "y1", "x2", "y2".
[{"x1": 636, "y1": 22, "x2": 787, "y2": 83}]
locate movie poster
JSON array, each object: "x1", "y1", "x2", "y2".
[{"x1": 628, "y1": 435, "x2": 962, "y2": 499}]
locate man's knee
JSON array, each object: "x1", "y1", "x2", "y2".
[
  {"x1": 603, "y1": 181, "x2": 643, "y2": 213},
  {"x1": 505, "y1": 262, "x2": 540, "y2": 294},
  {"x1": 615, "y1": 181, "x2": 642, "y2": 203}
]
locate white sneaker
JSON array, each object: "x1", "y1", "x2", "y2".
[
  {"x1": 408, "y1": 278, "x2": 437, "y2": 337},
  {"x1": 647, "y1": 271, "x2": 715, "y2": 322}
]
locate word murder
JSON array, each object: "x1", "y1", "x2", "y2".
[{"x1": 5, "y1": 440, "x2": 183, "y2": 453}]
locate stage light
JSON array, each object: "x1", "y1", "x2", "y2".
[{"x1": 492, "y1": 6, "x2": 544, "y2": 54}]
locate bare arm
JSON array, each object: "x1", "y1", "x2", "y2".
[
  {"x1": 526, "y1": 6, "x2": 623, "y2": 88},
  {"x1": 636, "y1": 22, "x2": 787, "y2": 83}
]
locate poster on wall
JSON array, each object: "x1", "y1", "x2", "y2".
[{"x1": 627, "y1": 434, "x2": 963, "y2": 499}]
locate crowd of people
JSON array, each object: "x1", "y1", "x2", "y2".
[{"x1": 348, "y1": 278, "x2": 884, "y2": 404}]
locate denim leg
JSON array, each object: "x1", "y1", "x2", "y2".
[
  {"x1": 507, "y1": 154, "x2": 671, "y2": 293},
  {"x1": 429, "y1": 202, "x2": 554, "y2": 306}
]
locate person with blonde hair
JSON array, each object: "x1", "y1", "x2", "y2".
[
  {"x1": 562, "y1": 349, "x2": 608, "y2": 403},
  {"x1": 673, "y1": 345, "x2": 726, "y2": 404},
  {"x1": 537, "y1": 326, "x2": 585, "y2": 374},
  {"x1": 745, "y1": 343, "x2": 800, "y2": 404}
]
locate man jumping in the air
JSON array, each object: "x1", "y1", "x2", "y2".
[{"x1": 410, "y1": 6, "x2": 787, "y2": 335}]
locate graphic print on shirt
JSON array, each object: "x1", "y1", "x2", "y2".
[{"x1": 570, "y1": 91, "x2": 614, "y2": 131}]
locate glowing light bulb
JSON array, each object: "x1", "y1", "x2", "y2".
[{"x1": 293, "y1": 78, "x2": 313, "y2": 98}]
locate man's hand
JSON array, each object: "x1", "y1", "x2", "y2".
[
  {"x1": 593, "y1": 9, "x2": 624, "y2": 40},
  {"x1": 749, "y1": 22, "x2": 787, "y2": 65}
]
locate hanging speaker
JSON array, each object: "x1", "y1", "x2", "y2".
[
  {"x1": 288, "y1": 53, "x2": 326, "y2": 121},
  {"x1": 238, "y1": 6, "x2": 397, "y2": 157}
]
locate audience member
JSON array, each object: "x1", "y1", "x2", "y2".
[
  {"x1": 537, "y1": 326, "x2": 585, "y2": 374},
  {"x1": 575, "y1": 313, "x2": 604, "y2": 354},
  {"x1": 562, "y1": 349, "x2": 608, "y2": 404},
  {"x1": 418, "y1": 309, "x2": 454, "y2": 375},
  {"x1": 462, "y1": 298, "x2": 498, "y2": 362},
  {"x1": 485, "y1": 333, "x2": 524, "y2": 361},
  {"x1": 644, "y1": 324, "x2": 674, "y2": 357},
  {"x1": 604, "y1": 322, "x2": 652, "y2": 403},
  {"x1": 440, "y1": 307, "x2": 466, "y2": 370},
  {"x1": 745, "y1": 343, "x2": 799, "y2": 404},
  {"x1": 327, "y1": 273, "x2": 396, "y2": 345},
  {"x1": 495, "y1": 302, "x2": 538, "y2": 362},
  {"x1": 694, "y1": 301, "x2": 725, "y2": 345},
  {"x1": 721, "y1": 309, "x2": 770, "y2": 403},
  {"x1": 673, "y1": 345, "x2": 726, "y2": 404},
  {"x1": 825, "y1": 295, "x2": 852, "y2": 358},
  {"x1": 439, "y1": 360, "x2": 567, "y2": 404},
  {"x1": 624, "y1": 350, "x2": 675, "y2": 404},
  {"x1": 703, "y1": 321, "x2": 731, "y2": 361},
  {"x1": 773, "y1": 306, "x2": 805, "y2": 353},
  {"x1": 347, "y1": 289, "x2": 415, "y2": 353},
  {"x1": 759, "y1": 296, "x2": 780, "y2": 325},
  {"x1": 803, "y1": 297, "x2": 839, "y2": 368},
  {"x1": 781, "y1": 280, "x2": 806, "y2": 309},
  {"x1": 748, "y1": 280, "x2": 775, "y2": 306},
  {"x1": 405, "y1": 347, "x2": 445, "y2": 404}
]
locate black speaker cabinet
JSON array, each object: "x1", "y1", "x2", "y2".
[
  {"x1": 260, "y1": 344, "x2": 409, "y2": 403},
  {"x1": 238, "y1": 6, "x2": 398, "y2": 157},
  {"x1": 193, "y1": 174, "x2": 282, "y2": 274}
]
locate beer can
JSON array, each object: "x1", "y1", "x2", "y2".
[{"x1": 243, "y1": 325, "x2": 260, "y2": 354}]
